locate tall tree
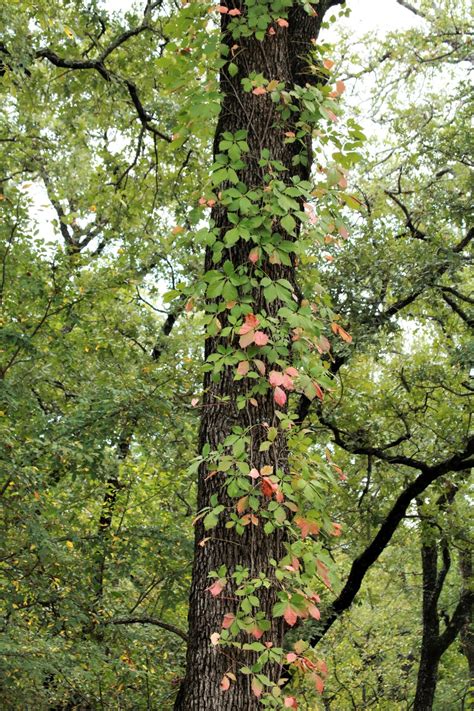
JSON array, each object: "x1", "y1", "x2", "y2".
[{"x1": 176, "y1": 1, "x2": 350, "y2": 707}]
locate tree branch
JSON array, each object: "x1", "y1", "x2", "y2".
[
  {"x1": 102, "y1": 616, "x2": 188, "y2": 642},
  {"x1": 310, "y1": 438, "x2": 474, "y2": 646}
]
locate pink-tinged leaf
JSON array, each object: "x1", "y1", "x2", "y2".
[
  {"x1": 208, "y1": 578, "x2": 226, "y2": 597},
  {"x1": 316, "y1": 560, "x2": 331, "y2": 589},
  {"x1": 336, "y1": 79, "x2": 346, "y2": 94},
  {"x1": 339, "y1": 225, "x2": 349, "y2": 238},
  {"x1": 239, "y1": 313, "x2": 259, "y2": 333},
  {"x1": 249, "y1": 467, "x2": 260, "y2": 480},
  {"x1": 283, "y1": 605, "x2": 298, "y2": 627},
  {"x1": 286, "y1": 652, "x2": 298, "y2": 663},
  {"x1": 222, "y1": 613, "x2": 235, "y2": 629},
  {"x1": 274, "y1": 386, "x2": 287, "y2": 406},
  {"x1": 338, "y1": 175, "x2": 348, "y2": 189},
  {"x1": 316, "y1": 659, "x2": 328, "y2": 676},
  {"x1": 281, "y1": 373, "x2": 294, "y2": 390},
  {"x1": 210, "y1": 632, "x2": 221, "y2": 646},
  {"x1": 323, "y1": 58, "x2": 334, "y2": 69},
  {"x1": 308, "y1": 604, "x2": 321, "y2": 620},
  {"x1": 217, "y1": 5, "x2": 228, "y2": 12},
  {"x1": 326, "y1": 110, "x2": 338, "y2": 122},
  {"x1": 269, "y1": 370, "x2": 284, "y2": 387},
  {"x1": 284, "y1": 697, "x2": 298, "y2": 709},
  {"x1": 239, "y1": 330, "x2": 255, "y2": 348},
  {"x1": 251, "y1": 677, "x2": 263, "y2": 698},
  {"x1": 251, "y1": 627, "x2": 264, "y2": 639},
  {"x1": 284, "y1": 131, "x2": 296, "y2": 138},
  {"x1": 331, "y1": 522, "x2": 342, "y2": 536},
  {"x1": 228, "y1": 7, "x2": 241, "y2": 14},
  {"x1": 334, "y1": 464, "x2": 347, "y2": 481},
  {"x1": 236, "y1": 360, "x2": 250, "y2": 376},
  {"x1": 249, "y1": 248, "x2": 259, "y2": 263},
  {"x1": 313, "y1": 674, "x2": 325, "y2": 694},
  {"x1": 284, "y1": 556, "x2": 300, "y2": 573},
  {"x1": 275, "y1": 488, "x2": 284, "y2": 503},
  {"x1": 285, "y1": 366, "x2": 299, "y2": 377},
  {"x1": 207, "y1": 198, "x2": 216, "y2": 207},
  {"x1": 277, "y1": 17, "x2": 289, "y2": 27},
  {"x1": 252, "y1": 86, "x2": 266, "y2": 96},
  {"x1": 254, "y1": 331, "x2": 269, "y2": 346},
  {"x1": 316, "y1": 335, "x2": 331, "y2": 354},
  {"x1": 250, "y1": 397, "x2": 258, "y2": 407},
  {"x1": 253, "y1": 359, "x2": 266, "y2": 375},
  {"x1": 220, "y1": 675, "x2": 231, "y2": 691},
  {"x1": 191, "y1": 398, "x2": 199, "y2": 407},
  {"x1": 198, "y1": 196, "x2": 207, "y2": 205},
  {"x1": 268, "y1": 26, "x2": 276, "y2": 35}
]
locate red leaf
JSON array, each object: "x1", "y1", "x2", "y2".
[
  {"x1": 313, "y1": 674, "x2": 325, "y2": 694},
  {"x1": 277, "y1": 17, "x2": 289, "y2": 27},
  {"x1": 239, "y1": 313, "x2": 259, "y2": 333},
  {"x1": 308, "y1": 604, "x2": 321, "y2": 620},
  {"x1": 252, "y1": 86, "x2": 266, "y2": 96},
  {"x1": 331, "y1": 322, "x2": 352, "y2": 343},
  {"x1": 286, "y1": 652, "x2": 298, "y2": 663},
  {"x1": 285, "y1": 366, "x2": 299, "y2": 377},
  {"x1": 250, "y1": 626, "x2": 264, "y2": 639},
  {"x1": 217, "y1": 5, "x2": 228, "y2": 12},
  {"x1": 274, "y1": 386, "x2": 286, "y2": 406},
  {"x1": 294, "y1": 515, "x2": 320, "y2": 539},
  {"x1": 228, "y1": 7, "x2": 241, "y2": 14},
  {"x1": 284, "y1": 697, "x2": 298, "y2": 709},
  {"x1": 316, "y1": 560, "x2": 331, "y2": 589},
  {"x1": 249, "y1": 248, "x2": 259, "y2": 263},
  {"x1": 208, "y1": 578, "x2": 226, "y2": 597},
  {"x1": 331, "y1": 522, "x2": 342, "y2": 536},
  {"x1": 269, "y1": 370, "x2": 284, "y2": 387},
  {"x1": 260, "y1": 477, "x2": 275, "y2": 498},
  {"x1": 254, "y1": 331, "x2": 269, "y2": 345},
  {"x1": 323, "y1": 58, "x2": 334, "y2": 69},
  {"x1": 283, "y1": 604, "x2": 298, "y2": 627},
  {"x1": 336, "y1": 79, "x2": 346, "y2": 94},
  {"x1": 281, "y1": 373, "x2": 294, "y2": 390},
  {"x1": 222, "y1": 613, "x2": 235, "y2": 629}
]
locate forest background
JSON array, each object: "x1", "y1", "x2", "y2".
[{"x1": 0, "y1": 0, "x2": 472, "y2": 709}]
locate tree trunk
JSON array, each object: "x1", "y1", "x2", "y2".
[
  {"x1": 413, "y1": 539, "x2": 441, "y2": 711},
  {"x1": 175, "y1": 2, "x2": 338, "y2": 708}
]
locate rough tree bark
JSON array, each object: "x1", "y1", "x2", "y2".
[
  {"x1": 175, "y1": 1, "x2": 341, "y2": 708},
  {"x1": 413, "y1": 488, "x2": 473, "y2": 711}
]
